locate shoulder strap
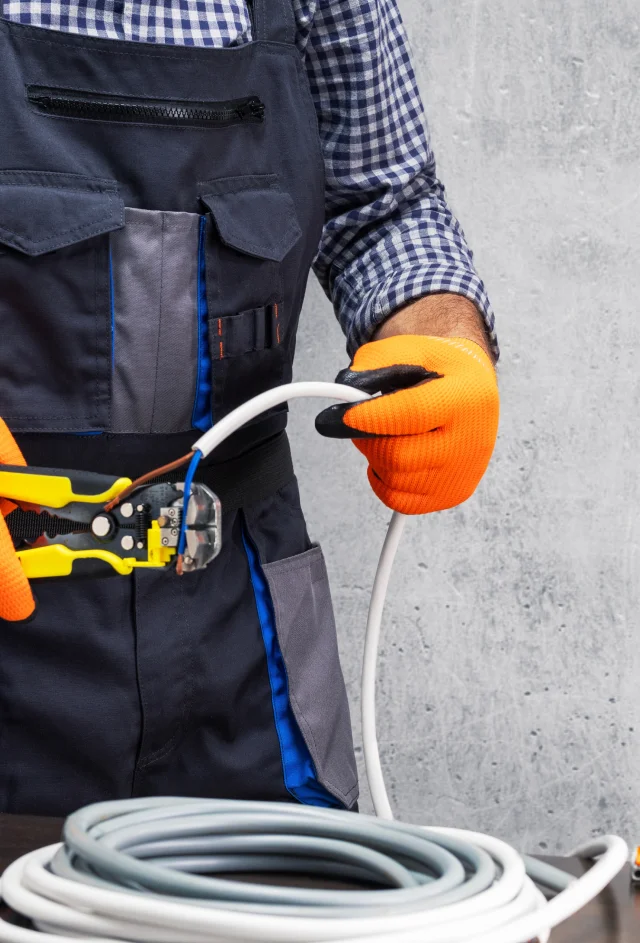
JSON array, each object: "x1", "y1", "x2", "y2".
[{"x1": 249, "y1": 0, "x2": 296, "y2": 46}]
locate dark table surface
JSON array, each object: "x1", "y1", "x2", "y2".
[{"x1": 1, "y1": 814, "x2": 638, "y2": 942}]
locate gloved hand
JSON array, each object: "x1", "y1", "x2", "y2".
[
  {"x1": 0, "y1": 418, "x2": 36, "y2": 621},
  {"x1": 316, "y1": 335, "x2": 499, "y2": 515}
]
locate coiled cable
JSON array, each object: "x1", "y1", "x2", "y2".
[{"x1": 0, "y1": 383, "x2": 629, "y2": 943}]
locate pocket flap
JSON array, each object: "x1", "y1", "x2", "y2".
[
  {"x1": 0, "y1": 171, "x2": 124, "y2": 256},
  {"x1": 199, "y1": 175, "x2": 302, "y2": 263}
]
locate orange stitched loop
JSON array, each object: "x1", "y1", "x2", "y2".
[
  {"x1": 0, "y1": 418, "x2": 36, "y2": 621},
  {"x1": 342, "y1": 335, "x2": 499, "y2": 515},
  {"x1": 274, "y1": 303, "x2": 281, "y2": 345},
  {"x1": 218, "y1": 318, "x2": 224, "y2": 360}
]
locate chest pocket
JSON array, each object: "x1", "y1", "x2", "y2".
[
  {"x1": 199, "y1": 175, "x2": 302, "y2": 420},
  {"x1": 0, "y1": 171, "x2": 123, "y2": 433}
]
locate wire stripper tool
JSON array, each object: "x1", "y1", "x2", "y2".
[{"x1": 0, "y1": 465, "x2": 221, "y2": 579}]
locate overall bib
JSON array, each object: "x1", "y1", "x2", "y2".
[{"x1": 0, "y1": 3, "x2": 358, "y2": 815}]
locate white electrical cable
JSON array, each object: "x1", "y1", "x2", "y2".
[
  {"x1": 0, "y1": 382, "x2": 629, "y2": 943},
  {"x1": 361, "y1": 510, "x2": 406, "y2": 822},
  {"x1": 191, "y1": 381, "x2": 370, "y2": 458}
]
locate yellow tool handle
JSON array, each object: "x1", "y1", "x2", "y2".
[
  {"x1": 0, "y1": 467, "x2": 131, "y2": 509},
  {"x1": 17, "y1": 545, "x2": 135, "y2": 578},
  {"x1": 17, "y1": 524, "x2": 177, "y2": 578}
]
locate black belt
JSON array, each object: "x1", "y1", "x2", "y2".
[
  {"x1": 7, "y1": 432, "x2": 294, "y2": 547},
  {"x1": 15, "y1": 412, "x2": 288, "y2": 478},
  {"x1": 158, "y1": 432, "x2": 294, "y2": 511}
]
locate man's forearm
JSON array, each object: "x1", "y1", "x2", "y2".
[{"x1": 373, "y1": 293, "x2": 496, "y2": 365}]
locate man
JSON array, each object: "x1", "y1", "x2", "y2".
[{"x1": 0, "y1": 0, "x2": 499, "y2": 814}]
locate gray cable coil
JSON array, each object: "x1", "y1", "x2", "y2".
[{"x1": 47, "y1": 797, "x2": 572, "y2": 920}]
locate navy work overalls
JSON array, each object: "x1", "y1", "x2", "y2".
[{"x1": 0, "y1": 2, "x2": 358, "y2": 815}]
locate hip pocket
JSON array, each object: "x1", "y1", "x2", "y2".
[
  {"x1": 245, "y1": 534, "x2": 358, "y2": 810},
  {"x1": 0, "y1": 171, "x2": 123, "y2": 433}
]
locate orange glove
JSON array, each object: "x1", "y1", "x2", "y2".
[
  {"x1": 0, "y1": 418, "x2": 36, "y2": 621},
  {"x1": 316, "y1": 335, "x2": 499, "y2": 515}
]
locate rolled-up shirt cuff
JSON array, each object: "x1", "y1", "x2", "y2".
[{"x1": 338, "y1": 262, "x2": 499, "y2": 361}]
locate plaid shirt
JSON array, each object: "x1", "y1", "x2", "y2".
[{"x1": 2, "y1": 0, "x2": 498, "y2": 357}]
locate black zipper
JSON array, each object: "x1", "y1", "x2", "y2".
[{"x1": 27, "y1": 86, "x2": 265, "y2": 128}]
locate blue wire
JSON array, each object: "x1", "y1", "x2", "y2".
[{"x1": 178, "y1": 450, "x2": 202, "y2": 557}]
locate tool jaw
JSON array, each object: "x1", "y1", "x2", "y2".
[{"x1": 173, "y1": 482, "x2": 222, "y2": 573}]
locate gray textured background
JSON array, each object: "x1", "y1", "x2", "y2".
[{"x1": 289, "y1": 0, "x2": 640, "y2": 853}]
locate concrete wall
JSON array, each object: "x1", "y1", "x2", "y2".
[{"x1": 289, "y1": 0, "x2": 640, "y2": 853}]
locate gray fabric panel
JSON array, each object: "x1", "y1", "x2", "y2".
[
  {"x1": 263, "y1": 545, "x2": 359, "y2": 809},
  {"x1": 110, "y1": 208, "x2": 199, "y2": 434}
]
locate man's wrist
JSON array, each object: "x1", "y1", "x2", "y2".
[{"x1": 373, "y1": 293, "x2": 496, "y2": 364}]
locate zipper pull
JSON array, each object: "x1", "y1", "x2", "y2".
[{"x1": 237, "y1": 97, "x2": 266, "y2": 122}]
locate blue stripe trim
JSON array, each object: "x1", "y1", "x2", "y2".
[
  {"x1": 192, "y1": 216, "x2": 213, "y2": 432},
  {"x1": 109, "y1": 245, "x2": 115, "y2": 374},
  {"x1": 242, "y1": 527, "x2": 342, "y2": 809}
]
